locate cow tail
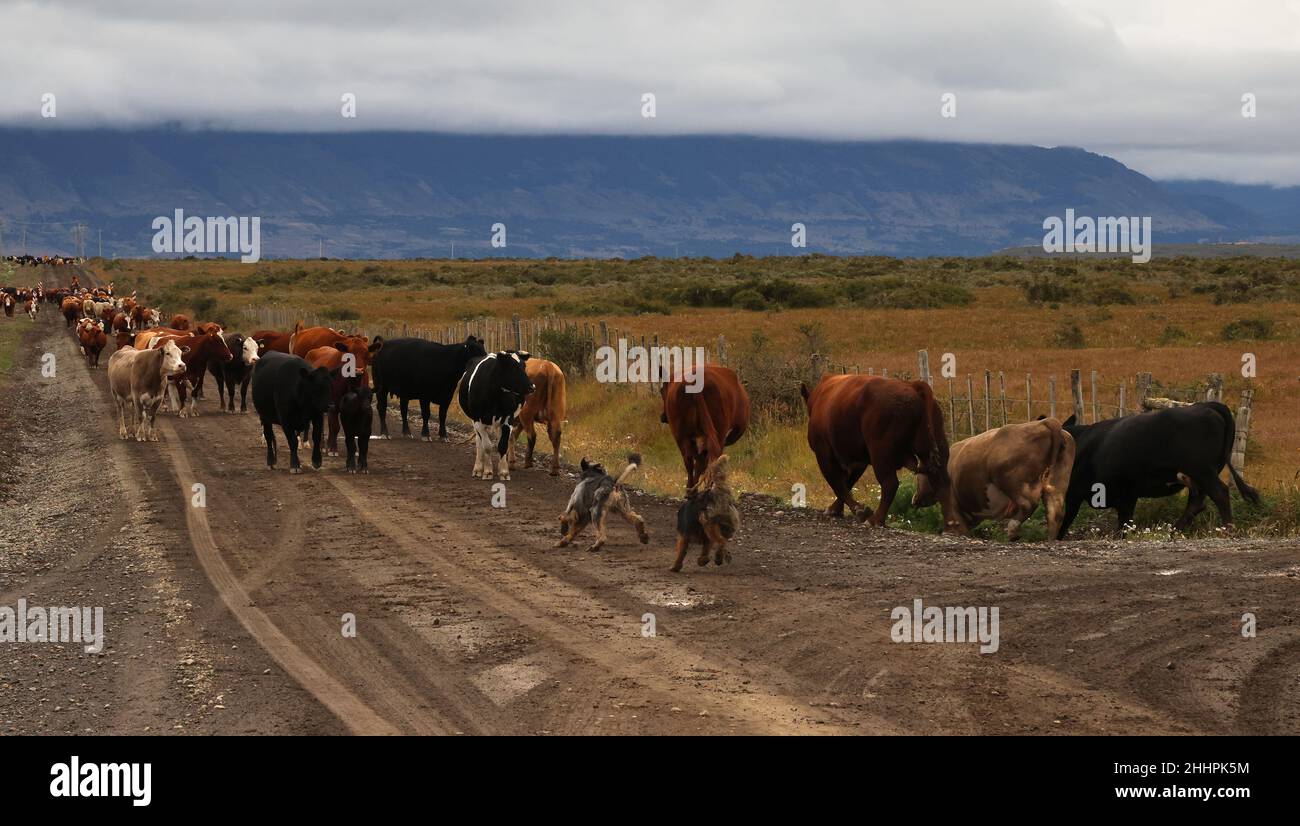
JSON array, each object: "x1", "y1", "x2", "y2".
[
  {"x1": 1211, "y1": 402, "x2": 1260, "y2": 505},
  {"x1": 694, "y1": 392, "x2": 726, "y2": 465},
  {"x1": 549, "y1": 367, "x2": 567, "y2": 433},
  {"x1": 1039, "y1": 417, "x2": 1066, "y2": 494},
  {"x1": 913, "y1": 381, "x2": 949, "y2": 485}
]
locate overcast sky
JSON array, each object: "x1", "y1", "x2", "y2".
[{"x1": 4, "y1": 0, "x2": 1299, "y2": 183}]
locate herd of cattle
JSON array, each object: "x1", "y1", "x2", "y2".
[
  {"x1": 4, "y1": 254, "x2": 81, "y2": 269},
  {"x1": 1, "y1": 273, "x2": 1262, "y2": 566}
]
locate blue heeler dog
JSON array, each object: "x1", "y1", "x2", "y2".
[{"x1": 556, "y1": 453, "x2": 650, "y2": 553}]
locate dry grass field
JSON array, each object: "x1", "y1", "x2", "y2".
[{"x1": 91, "y1": 253, "x2": 1300, "y2": 535}]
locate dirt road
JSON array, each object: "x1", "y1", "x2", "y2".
[{"x1": 3, "y1": 280, "x2": 1298, "y2": 734}]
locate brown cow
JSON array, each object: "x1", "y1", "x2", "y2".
[
  {"x1": 248, "y1": 320, "x2": 302, "y2": 354},
  {"x1": 660, "y1": 364, "x2": 749, "y2": 489},
  {"x1": 170, "y1": 314, "x2": 192, "y2": 331},
  {"x1": 291, "y1": 326, "x2": 382, "y2": 375},
  {"x1": 912, "y1": 417, "x2": 1076, "y2": 540},
  {"x1": 801, "y1": 374, "x2": 957, "y2": 529},
  {"x1": 60, "y1": 296, "x2": 81, "y2": 327},
  {"x1": 133, "y1": 327, "x2": 186, "y2": 350},
  {"x1": 508, "y1": 358, "x2": 567, "y2": 476},
  {"x1": 76, "y1": 318, "x2": 108, "y2": 368},
  {"x1": 107, "y1": 340, "x2": 187, "y2": 441}
]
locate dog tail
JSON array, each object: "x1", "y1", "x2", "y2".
[{"x1": 615, "y1": 453, "x2": 642, "y2": 486}]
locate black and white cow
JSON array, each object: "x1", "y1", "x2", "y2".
[
  {"x1": 457, "y1": 350, "x2": 535, "y2": 480},
  {"x1": 1058, "y1": 401, "x2": 1260, "y2": 537},
  {"x1": 208, "y1": 332, "x2": 261, "y2": 413},
  {"x1": 371, "y1": 335, "x2": 486, "y2": 440},
  {"x1": 251, "y1": 351, "x2": 334, "y2": 474}
]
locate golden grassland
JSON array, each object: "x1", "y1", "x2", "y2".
[{"x1": 89, "y1": 254, "x2": 1300, "y2": 533}]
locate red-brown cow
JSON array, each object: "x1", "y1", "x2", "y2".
[
  {"x1": 60, "y1": 296, "x2": 81, "y2": 327},
  {"x1": 170, "y1": 314, "x2": 192, "y2": 331},
  {"x1": 248, "y1": 321, "x2": 301, "y2": 354},
  {"x1": 801, "y1": 374, "x2": 957, "y2": 530},
  {"x1": 508, "y1": 358, "x2": 567, "y2": 476},
  {"x1": 76, "y1": 318, "x2": 108, "y2": 368},
  {"x1": 660, "y1": 364, "x2": 749, "y2": 490},
  {"x1": 291, "y1": 326, "x2": 382, "y2": 374}
]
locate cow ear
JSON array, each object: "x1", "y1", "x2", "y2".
[
  {"x1": 181, "y1": 346, "x2": 191, "y2": 353},
  {"x1": 333, "y1": 342, "x2": 349, "y2": 352},
  {"x1": 1062, "y1": 414, "x2": 1076, "y2": 427},
  {"x1": 369, "y1": 337, "x2": 384, "y2": 353},
  {"x1": 518, "y1": 351, "x2": 530, "y2": 363}
]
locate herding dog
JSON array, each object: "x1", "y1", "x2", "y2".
[
  {"x1": 671, "y1": 454, "x2": 740, "y2": 573},
  {"x1": 556, "y1": 453, "x2": 650, "y2": 553}
]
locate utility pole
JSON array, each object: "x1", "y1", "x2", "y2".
[
  {"x1": 450, "y1": 240, "x2": 455, "y2": 259},
  {"x1": 22, "y1": 227, "x2": 26, "y2": 255},
  {"x1": 98, "y1": 228, "x2": 103, "y2": 258},
  {"x1": 318, "y1": 237, "x2": 323, "y2": 258}
]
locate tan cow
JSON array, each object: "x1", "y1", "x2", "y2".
[
  {"x1": 107, "y1": 340, "x2": 187, "y2": 442},
  {"x1": 912, "y1": 417, "x2": 1075, "y2": 540},
  {"x1": 508, "y1": 357, "x2": 567, "y2": 476}
]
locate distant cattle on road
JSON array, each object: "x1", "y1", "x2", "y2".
[
  {"x1": 371, "y1": 336, "x2": 486, "y2": 441},
  {"x1": 1059, "y1": 402, "x2": 1260, "y2": 536},
  {"x1": 660, "y1": 364, "x2": 749, "y2": 490},
  {"x1": 802, "y1": 374, "x2": 956, "y2": 529},
  {"x1": 913, "y1": 417, "x2": 1075, "y2": 539},
  {"x1": 251, "y1": 351, "x2": 334, "y2": 473}
]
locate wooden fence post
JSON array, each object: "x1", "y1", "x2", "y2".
[
  {"x1": 966, "y1": 375, "x2": 975, "y2": 436},
  {"x1": 1070, "y1": 369, "x2": 1084, "y2": 421},
  {"x1": 917, "y1": 349, "x2": 930, "y2": 385},
  {"x1": 1231, "y1": 388, "x2": 1253, "y2": 471},
  {"x1": 1025, "y1": 373, "x2": 1033, "y2": 421},
  {"x1": 1206, "y1": 373, "x2": 1223, "y2": 402},
  {"x1": 1090, "y1": 369, "x2": 1098, "y2": 423},
  {"x1": 983, "y1": 370, "x2": 992, "y2": 432},
  {"x1": 998, "y1": 371, "x2": 1007, "y2": 426},
  {"x1": 1137, "y1": 372, "x2": 1152, "y2": 409},
  {"x1": 1049, "y1": 375, "x2": 1057, "y2": 418}
]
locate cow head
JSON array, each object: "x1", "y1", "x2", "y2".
[
  {"x1": 233, "y1": 334, "x2": 260, "y2": 367},
  {"x1": 160, "y1": 340, "x2": 187, "y2": 376},
  {"x1": 498, "y1": 351, "x2": 535, "y2": 409},
  {"x1": 198, "y1": 331, "x2": 235, "y2": 364}
]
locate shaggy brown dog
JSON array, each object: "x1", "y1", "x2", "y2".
[{"x1": 671, "y1": 454, "x2": 740, "y2": 572}]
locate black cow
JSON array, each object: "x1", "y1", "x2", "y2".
[
  {"x1": 457, "y1": 350, "x2": 535, "y2": 480},
  {"x1": 371, "y1": 335, "x2": 486, "y2": 441},
  {"x1": 1058, "y1": 402, "x2": 1259, "y2": 537},
  {"x1": 251, "y1": 351, "x2": 334, "y2": 473},
  {"x1": 339, "y1": 384, "x2": 373, "y2": 474},
  {"x1": 208, "y1": 333, "x2": 261, "y2": 413}
]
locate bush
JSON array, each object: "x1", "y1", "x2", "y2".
[
  {"x1": 1221, "y1": 318, "x2": 1273, "y2": 341},
  {"x1": 1052, "y1": 321, "x2": 1086, "y2": 349},
  {"x1": 538, "y1": 326, "x2": 592, "y2": 375},
  {"x1": 1023, "y1": 277, "x2": 1077, "y2": 304},
  {"x1": 190, "y1": 295, "x2": 216, "y2": 318},
  {"x1": 1158, "y1": 325, "x2": 1189, "y2": 344},
  {"x1": 324, "y1": 307, "x2": 361, "y2": 321},
  {"x1": 731, "y1": 288, "x2": 767, "y2": 311},
  {"x1": 734, "y1": 325, "x2": 826, "y2": 423}
]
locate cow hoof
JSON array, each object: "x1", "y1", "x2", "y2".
[
  {"x1": 499, "y1": 473, "x2": 510, "y2": 481},
  {"x1": 639, "y1": 533, "x2": 650, "y2": 545},
  {"x1": 697, "y1": 555, "x2": 709, "y2": 567},
  {"x1": 553, "y1": 540, "x2": 569, "y2": 549},
  {"x1": 669, "y1": 564, "x2": 683, "y2": 573},
  {"x1": 359, "y1": 468, "x2": 369, "y2": 475},
  {"x1": 328, "y1": 450, "x2": 339, "y2": 457},
  {"x1": 523, "y1": 460, "x2": 534, "y2": 469},
  {"x1": 438, "y1": 435, "x2": 450, "y2": 443},
  {"x1": 585, "y1": 543, "x2": 604, "y2": 554},
  {"x1": 549, "y1": 469, "x2": 559, "y2": 477},
  {"x1": 290, "y1": 467, "x2": 302, "y2": 475},
  {"x1": 422, "y1": 436, "x2": 433, "y2": 442}
]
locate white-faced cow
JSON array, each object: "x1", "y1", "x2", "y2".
[
  {"x1": 913, "y1": 417, "x2": 1075, "y2": 540},
  {"x1": 251, "y1": 351, "x2": 335, "y2": 474},
  {"x1": 1059, "y1": 402, "x2": 1260, "y2": 536},
  {"x1": 371, "y1": 336, "x2": 486, "y2": 441},
  {"x1": 457, "y1": 350, "x2": 535, "y2": 480},
  {"x1": 107, "y1": 340, "x2": 188, "y2": 442},
  {"x1": 208, "y1": 333, "x2": 261, "y2": 413}
]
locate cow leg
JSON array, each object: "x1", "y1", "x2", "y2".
[
  {"x1": 471, "y1": 423, "x2": 486, "y2": 478},
  {"x1": 327, "y1": 408, "x2": 341, "y2": 457},
  {"x1": 238, "y1": 377, "x2": 251, "y2": 414},
  {"x1": 679, "y1": 442, "x2": 700, "y2": 490},
  {"x1": 813, "y1": 452, "x2": 855, "y2": 517},
  {"x1": 286, "y1": 425, "x2": 303, "y2": 473},
  {"x1": 418, "y1": 400, "x2": 432, "y2": 441},
  {"x1": 142, "y1": 399, "x2": 163, "y2": 442},
  {"x1": 114, "y1": 395, "x2": 130, "y2": 439},
  {"x1": 1113, "y1": 497, "x2": 1137, "y2": 536},
  {"x1": 261, "y1": 419, "x2": 277, "y2": 468},
  {"x1": 345, "y1": 427, "x2": 357, "y2": 473},
  {"x1": 547, "y1": 422, "x2": 562, "y2": 476},
  {"x1": 399, "y1": 398, "x2": 412, "y2": 438},
  {"x1": 862, "y1": 466, "x2": 900, "y2": 527},
  {"x1": 705, "y1": 522, "x2": 732, "y2": 565},
  {"x1": 357, "y1": 415, "x2": 371, "y2": 474},
  {"x1": 496, "y1": 423, "x2": 511, "y2": 481},
  {"x1": 310, "y1": 414, "x2": 324, "y2": 470},
  {"x1": 376, "y1": 386, "x2": 390, "y2": 437},
  {"x1": 436, "y1": 403, "x2": 450, "y2": 441}
]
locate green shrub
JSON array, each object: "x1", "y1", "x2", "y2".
[
  {"x1": 1052, "y1": 321, "x2": 1086, "y2": 349},
  {"x1": 1221, "y1": 318, "x2": 1273, "y2": 341}
]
